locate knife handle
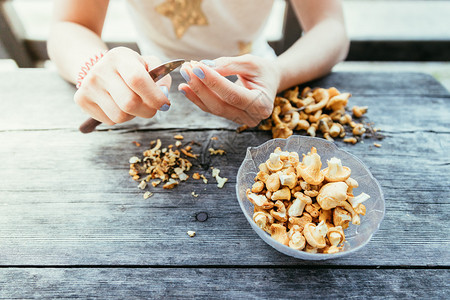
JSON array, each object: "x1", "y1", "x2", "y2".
[{"x1": 79, "y1": 117, "x2": 102, "y2": 134}]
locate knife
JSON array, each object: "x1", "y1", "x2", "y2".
[{"x1": 79, "y1": 59, "x2": 185, "y2": 134}]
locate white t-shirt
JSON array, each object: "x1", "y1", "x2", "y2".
[{"x1": 126, "y1": 0, "x2": 276, "y2": 61}]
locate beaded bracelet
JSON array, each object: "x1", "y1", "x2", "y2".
[{"x1": 76, "y1": 51, "x2": 108, "y2": 89}]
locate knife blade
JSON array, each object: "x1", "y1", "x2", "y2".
[{"x1": 79, "y1": 59, "x2": 185, "y2": 134}]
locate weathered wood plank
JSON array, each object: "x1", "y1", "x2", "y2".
[
  {"x1": 0, "y1": 268, "x2": 448, "y2": 299},
  {"x1": 0, "y1": 71, "x2": 448, "y2": 131},
  {"x1": 0, "y1": 129, "x2": 448, "y2": 266}
]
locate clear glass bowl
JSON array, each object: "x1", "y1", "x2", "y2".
[{"x1": 236, "y1": 135, "x2": 385, "y2": 260}]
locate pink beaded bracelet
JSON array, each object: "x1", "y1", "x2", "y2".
[{"x1": 76, "y1": 51, "x2": 108, "y2": 89}]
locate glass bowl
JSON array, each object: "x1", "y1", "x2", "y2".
[{"x1": 236, "y1": 135, "x2": 385, "y2": 260}]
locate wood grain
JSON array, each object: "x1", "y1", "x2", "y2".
[{"x1": 0, "y1": 268, "x2": 448, "y2": 299}]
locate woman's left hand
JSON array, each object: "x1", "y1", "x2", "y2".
[{"x1": 178, "y1": 54, "x2": 281, "y2": 127}]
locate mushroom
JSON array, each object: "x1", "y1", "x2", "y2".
[
  {"x1": 288, "y1": 152, "x2": 300, "y2": 166},
  {"x1": 345, "y1": 177, "x2": 359, "y2": 195},
  {"x1": 304, "y1": 190, "x2": 319, "y2": 197},
  {"x1": 258, "y1": 162, "x2": 270, "y2": 173},
  {"x1": 296, "y1": 120, "x2": 310, "y2": 131},
  {"x1": 329, "y1": 123, "x2": 344, "y2": 138},
  {"x1": 333, "y1": 207, "x2": 352, "y2": 229},
  {"x1": 255, "y1": 170, "x2": 269, "y2": 182},
  {"x1": 305, "y1": 244, "x2": 318, "y2": 253},
  {"x1": 339, "y1": 201, "x2": 361, "y2": 225},
  {"x1": 286, "y1": 111, "x2": 300, "y2": 130},
  {"x1": 270, "y1": 224, "x2": 289, "y2": 246},
  {"x1": 251, "y1": 181, "x2": 265, "y2": 193},
  {"x1": 288, "y1": 213, "x2": 312, "y2": 231},
  {"x1": 270, "y1": 200, "x2": 288, "y2": 222},
  {"x1": 348, "y1": 192, "x2": 370, "y2": 209},
  {"x1": 327, "y1": 226, "x2": 345, "y2": 247},
  {"x1": 352, "y1": 124, "x2": 366, "y2": 136},
  {"x1": 288, "y1": 227, "x2": 306, "y2": 250},
  {"x1": 318, "y1": 209, "x2": 332, "y2": 225},
  {"x1": 348, "y1": 192, "x2": 370, "y2": 216},
  {"x1": 288, "y1": 192, "x2": 312, "y2": 217},
  {"x1": 266, "y1": 173, "x2": 281, "y2": 192},
  {"x1": 253, "y1": 210, "x2": 274, "y2": 234},
  {"x1": 304, "y1": 88, "x2": 329, "y2": 113},
  {"x1": 297, "y1": 147, "x2": 324, "y2": 185},
  {"x1": 339, "y1": 113, "x2": 352, "y2": 125},
  {"x1": 328, "y1": 87, "x2": 340, "y2": 98},
  {"x1": 317, "y1": 182, "x2": 348, "y2": 210},
  {"x1": 323, "y1": 132, "x2": 334, "y2": 142},
  {"x1": 306, "y1": 203, "x2": 321, "y2": 219},
  {"x1": 326, "y1": 93, "x2": 351, "y2": 111},
  {"x1": 352, "y1": 106, "x2": 368, "y2": 118},
  {"x1": 279, "y1": 174, "x2": 297, "y2": 189},
  {"x1": 309, "y1": 110, "x2": 322, "y2": 123},
  {"x1": 303, "y1": 221, "x2": 328, "y2": 249},
  {"x1": 246, "y1": 189, "x2": 274, "y2": 209},
  {"x1": 266, "y1": 153, "x2": 284, "y2": 172},
  {"x1": 323, "y1": 246, "x2": 340, "y2": 254},
  {"x1": 307, "y1": 123, "x2": 318, "y2": 137},
  {"x1": 321, "y1": 157, "x2": 351, "y2": 182},
  {"x1": 271, "y1": 187, "x2": 291, "y2": 201},
  {"x1": 343, "y1": 137, "x2": 357, "y2": 144}
]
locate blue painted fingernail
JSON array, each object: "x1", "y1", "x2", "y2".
[
  {"x1": 159, "y1": 86, "x2": 169, "y2": 98},
  {"x1": 179, "y1": 89, "x2": 186, "y2": 96},
  {"x1": 200, "y1": 59, "x2": 215, "y2": 67},
  {"x1": 192, "y1": 67, "x2": 205, "y2": 79},
  {"x1": 160, "y1": 103, "x2": 170, "y2": 111},
  {"x1": 180, "y1": 69, "x2": 190, "y2": 82}
]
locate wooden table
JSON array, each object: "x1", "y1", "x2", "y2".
[{"x1": 0, "y1": 70, "x2": 449, "y2": 298}]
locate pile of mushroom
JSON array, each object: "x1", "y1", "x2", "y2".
[
  {"x1": 256, "y1": 86, "x2": 369, "y2": 143},
  {"x1": 246, "y1": 146, "x2": 370, "y2": 253}
]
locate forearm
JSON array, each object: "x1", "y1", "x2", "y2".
[
  {"x1": 275, "y1": 18, "x2": 349, "y2": 92},
  {"x1": 47, "y1": 22, "x2": 108, "y2": 84}
]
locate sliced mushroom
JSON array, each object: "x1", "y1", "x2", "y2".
[
  {"x1": 266, "y1": 153, "x2": 283, "y2": 172},
  {"x1": 253, "y1": 210, "x2": 274, "y2": 234},
  {"x1": 270, "y1": 224, "x2": 289, "y2": 246},
  {"x1": 321, "y1": 157, "x2": 351, "y2": 182},
  {"x1": 288, "y1": 226, "x2": 306, "y2": 250},
  {"x1": 317, "y1": 182, "x2": 348, "y2": 210},
  {"x1": 288, "y1": 192, "x2": 312, "y2": 217},
  {"x1": 303, "y1": 221, "x2": 328, "y2": 249},
  {"x1": 333, "y1": 207, "x2": 352, "y2": 229},
  {"x1": 270, "y1": 200, "x2": 288, "y2": 222},
  {"x1": 271, "y1": 187, "x2": 291, "y2": 201},
  {"x1": 246, "y1": 189, "x2": 274, "y2": 209},
  {"x1": 327, "y1": 226, "x2": 345, "y2": 247},
  {"x1": 297, "y1": 147, "x2": 324, "y2": 185},
  {"x1": 266, "y1": 173, "x2": 281, "y2": 192}
]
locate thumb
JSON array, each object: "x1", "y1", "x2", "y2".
[
  {"x1": 142, "y1": 55, "x2": 172, "y2": 90},
  {"x1": 201, "y1": 54, "x2": 257, "y2": 77}
]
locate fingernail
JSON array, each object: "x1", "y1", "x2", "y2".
[
  {"x1": 160, "y1": 103, "x2": 170, "y2": 111},
  {"x1": 179, "y1": 89, "x2": 186, "y2": 96},
  {"x1": 180, "y1": 69, "x2": 190, "y2": 82},
  {"x1": 200, "y1": 59, "x2": 215, "y2": 67},
  {"x1": 192, "y1": 67, "x2": 205, "y2": 79},
  {"x1": 159, "y1": 86, "x2": 169, "y2": 98}
]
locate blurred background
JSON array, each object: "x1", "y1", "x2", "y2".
[{"x1": 1, "y1": 0, "x2": 449, "y2": 90}]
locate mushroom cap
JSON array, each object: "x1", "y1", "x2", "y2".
[
  {"x1": 266, "y1": 153, "x2": 284, "y2": 172},
  {"x1": 270, "y1": 200, "x2": 288, "y2": 222},
  {"x1": 317, "y1": 182, "x2": 348, "y2": 210},
  {"x1": 271, "y1": 187, "x2": 291, "y2": 201},
  {"x1": 333, "y1": 207, "x2": 352, "y2": 229},
  {"x1": 288, "y1": 231, "x2": 306, "y2": 250},
  {"x1": 326, "y1": 93, "x2": 350, "y2": 111},
  {"x1": 303, "y1": 222, "x2": 327, "y2": 249},
  {"x1": 246, "y1": 189, "x2": 274, "y2": 209},
  {"x1": 297, "y1": 148, "x2": 324, "y2": 185},
  {"x1": 266, "y1": 173, "x2": 281, "y2": 192},
  {"x1": 287, "y1": 196, "x2": 309, "y2": 217},
  {"x1": 270, "y1": 224, "x2": 289, "y2": 246},
  {"x1": 321, "y1": 157, "x2": 351, "y2": 182},
  {"x1": 327, "y1": 226, "x2": 345, "y2": 246}
]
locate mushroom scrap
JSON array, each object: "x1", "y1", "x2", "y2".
[
  {"x1": 243, "y1": 86, "x2": 373, "y2": 144},
  {"x1": 246, "y1": 146, "x2": 370, "y2": 253}
]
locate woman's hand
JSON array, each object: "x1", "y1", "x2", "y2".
[
  {"x1": 178, "y1": 54, "x2": 281, "y2": 127},
  {"x1": 74, "y1": 47, "x2": 172, "y2": 125}
]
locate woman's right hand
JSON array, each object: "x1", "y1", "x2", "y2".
[{"x1": 74, "y1": 47, "x2": 172, "y2": 125}]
